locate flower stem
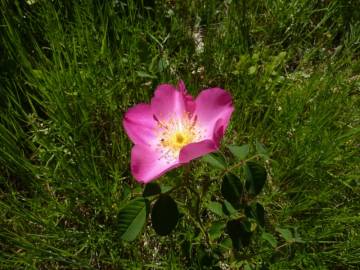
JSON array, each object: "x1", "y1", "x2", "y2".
[
  {"x1": 222, "y1": 154, "x2": 261, "y2": 176},
  {"x1": 183, "y1": 164, "x2": 211, "y2": 247},
  {"x1": 187, "y1": 184, "x2": 211, "y2": 247}
]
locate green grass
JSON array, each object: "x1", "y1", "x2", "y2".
[{"x1": 1, "y1": 0, "x2": 359, "y2": 269}]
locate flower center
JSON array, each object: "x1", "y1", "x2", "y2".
[
  {"x1": 164, "y1": 131, "x2": 192, "y2": 151},
  {"x1": 154, "y1": 114, "x2": 204, "y2": 162},
  {"x1": 176, "y1": 133, "x2": 184, "y2": 143}
]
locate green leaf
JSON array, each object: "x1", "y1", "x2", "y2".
[
  {"x1": 255, "y1": 140, "x2": 269, "y2": 159},
  {"x1": 207, "y1": 201, "x2": 224, "y2": 217},
  {"x1": 245, "y1": 203, "x2": 265, "y2": 227},
  {"x1": 261, "y1": 232, "x2": 278, "y2": 248},
  {"x1": 32, "y1": 69, "x2": 44, "y2": 80},
  {"x1": 151, "y1": 194, "x2": 179, "y2": 236},
  {"x1": 222, "y1": 200, "x2": 237, "y2": 216},
  {"x1": 118, "y1": 198, "x2": 149, "y2": 241},
  {"x1": 221, "y1": 173, "x2": 244, "y2": 208},
  {"x1": 208, "y1": 221, "x2": 225, "y2": 240},
  {"x1": 248, "y1": 65, "x2": 257, "y2": 75},
  {"x1": 276, "y1": 228, "x2": 294, "y2": 243},
  {"x1": 219, "y1": 238, "x2": 232, "y2": 250},
  {"x1": 227, "y1": 144, "x2": 249, "y2": 160},
  {"x1": 136, "y1": 71, "x2": 156, "y2": 78},
  {"x1": 226, "y1": 219, "x2": 253, "y2": 250},
  {"x1": 143, "y1": 182, "x2": 161, "y2": 197},
  {"x1": 245, "y1": 162, "x2": 267, "y2": 196},
  {"x1": 244, "y1": 264, "x2": 253, "y2": 270},
  {"x1": 276, "y1": 227, "x2": 304, "y2": 243},
  {"x1": 160, "y1": 185, "x2": 172, "y2": 193},
  {"x1": 158, "y1": 58, "x2": 167, "y2": 72},
  {"x1": 202, "y1": 153, "x2": 227, "y2": 170}
]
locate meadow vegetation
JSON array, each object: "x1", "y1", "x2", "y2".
[{"x1": 0, "y1": 0, "x2": 359, "y2": 268}]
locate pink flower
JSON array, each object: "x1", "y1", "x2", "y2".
[{"x1": 123, "y1": 81, "x2": 234, "y2": 183}]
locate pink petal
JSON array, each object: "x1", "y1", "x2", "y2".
[
  {"x1": 178, "y1": 80, "x2": 196, "y2": 116},
  {"x1": 194, "y1": 88, "x2": 234, "y2": 145},
  {"x1": 213, "y1": 118, "x2": 228, "y2": 146},
  {"x1": 179, "y1": 140, "x2": 217, "y2": 163},
  {"x1": 123, "y1": 103, "x2": 157, "y2": 146},
  {"x1": 131, "y1": 144, "x2": 180, "y2": 183},
  {"x1": 151, "y1": 83, "x2": 187, "y2": 121}
]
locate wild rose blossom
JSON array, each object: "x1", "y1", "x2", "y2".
[{"x1": 123, "y1": 81, "x2": 234, "y2": 183}]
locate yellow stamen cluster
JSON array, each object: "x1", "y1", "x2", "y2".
[{"x1": 155, "y1": 113, "x2": 204, "y2": 162}]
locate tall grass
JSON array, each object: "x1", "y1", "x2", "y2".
[{"x1": 0, "y1": 0, "x2": 359, "y2": 268}]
